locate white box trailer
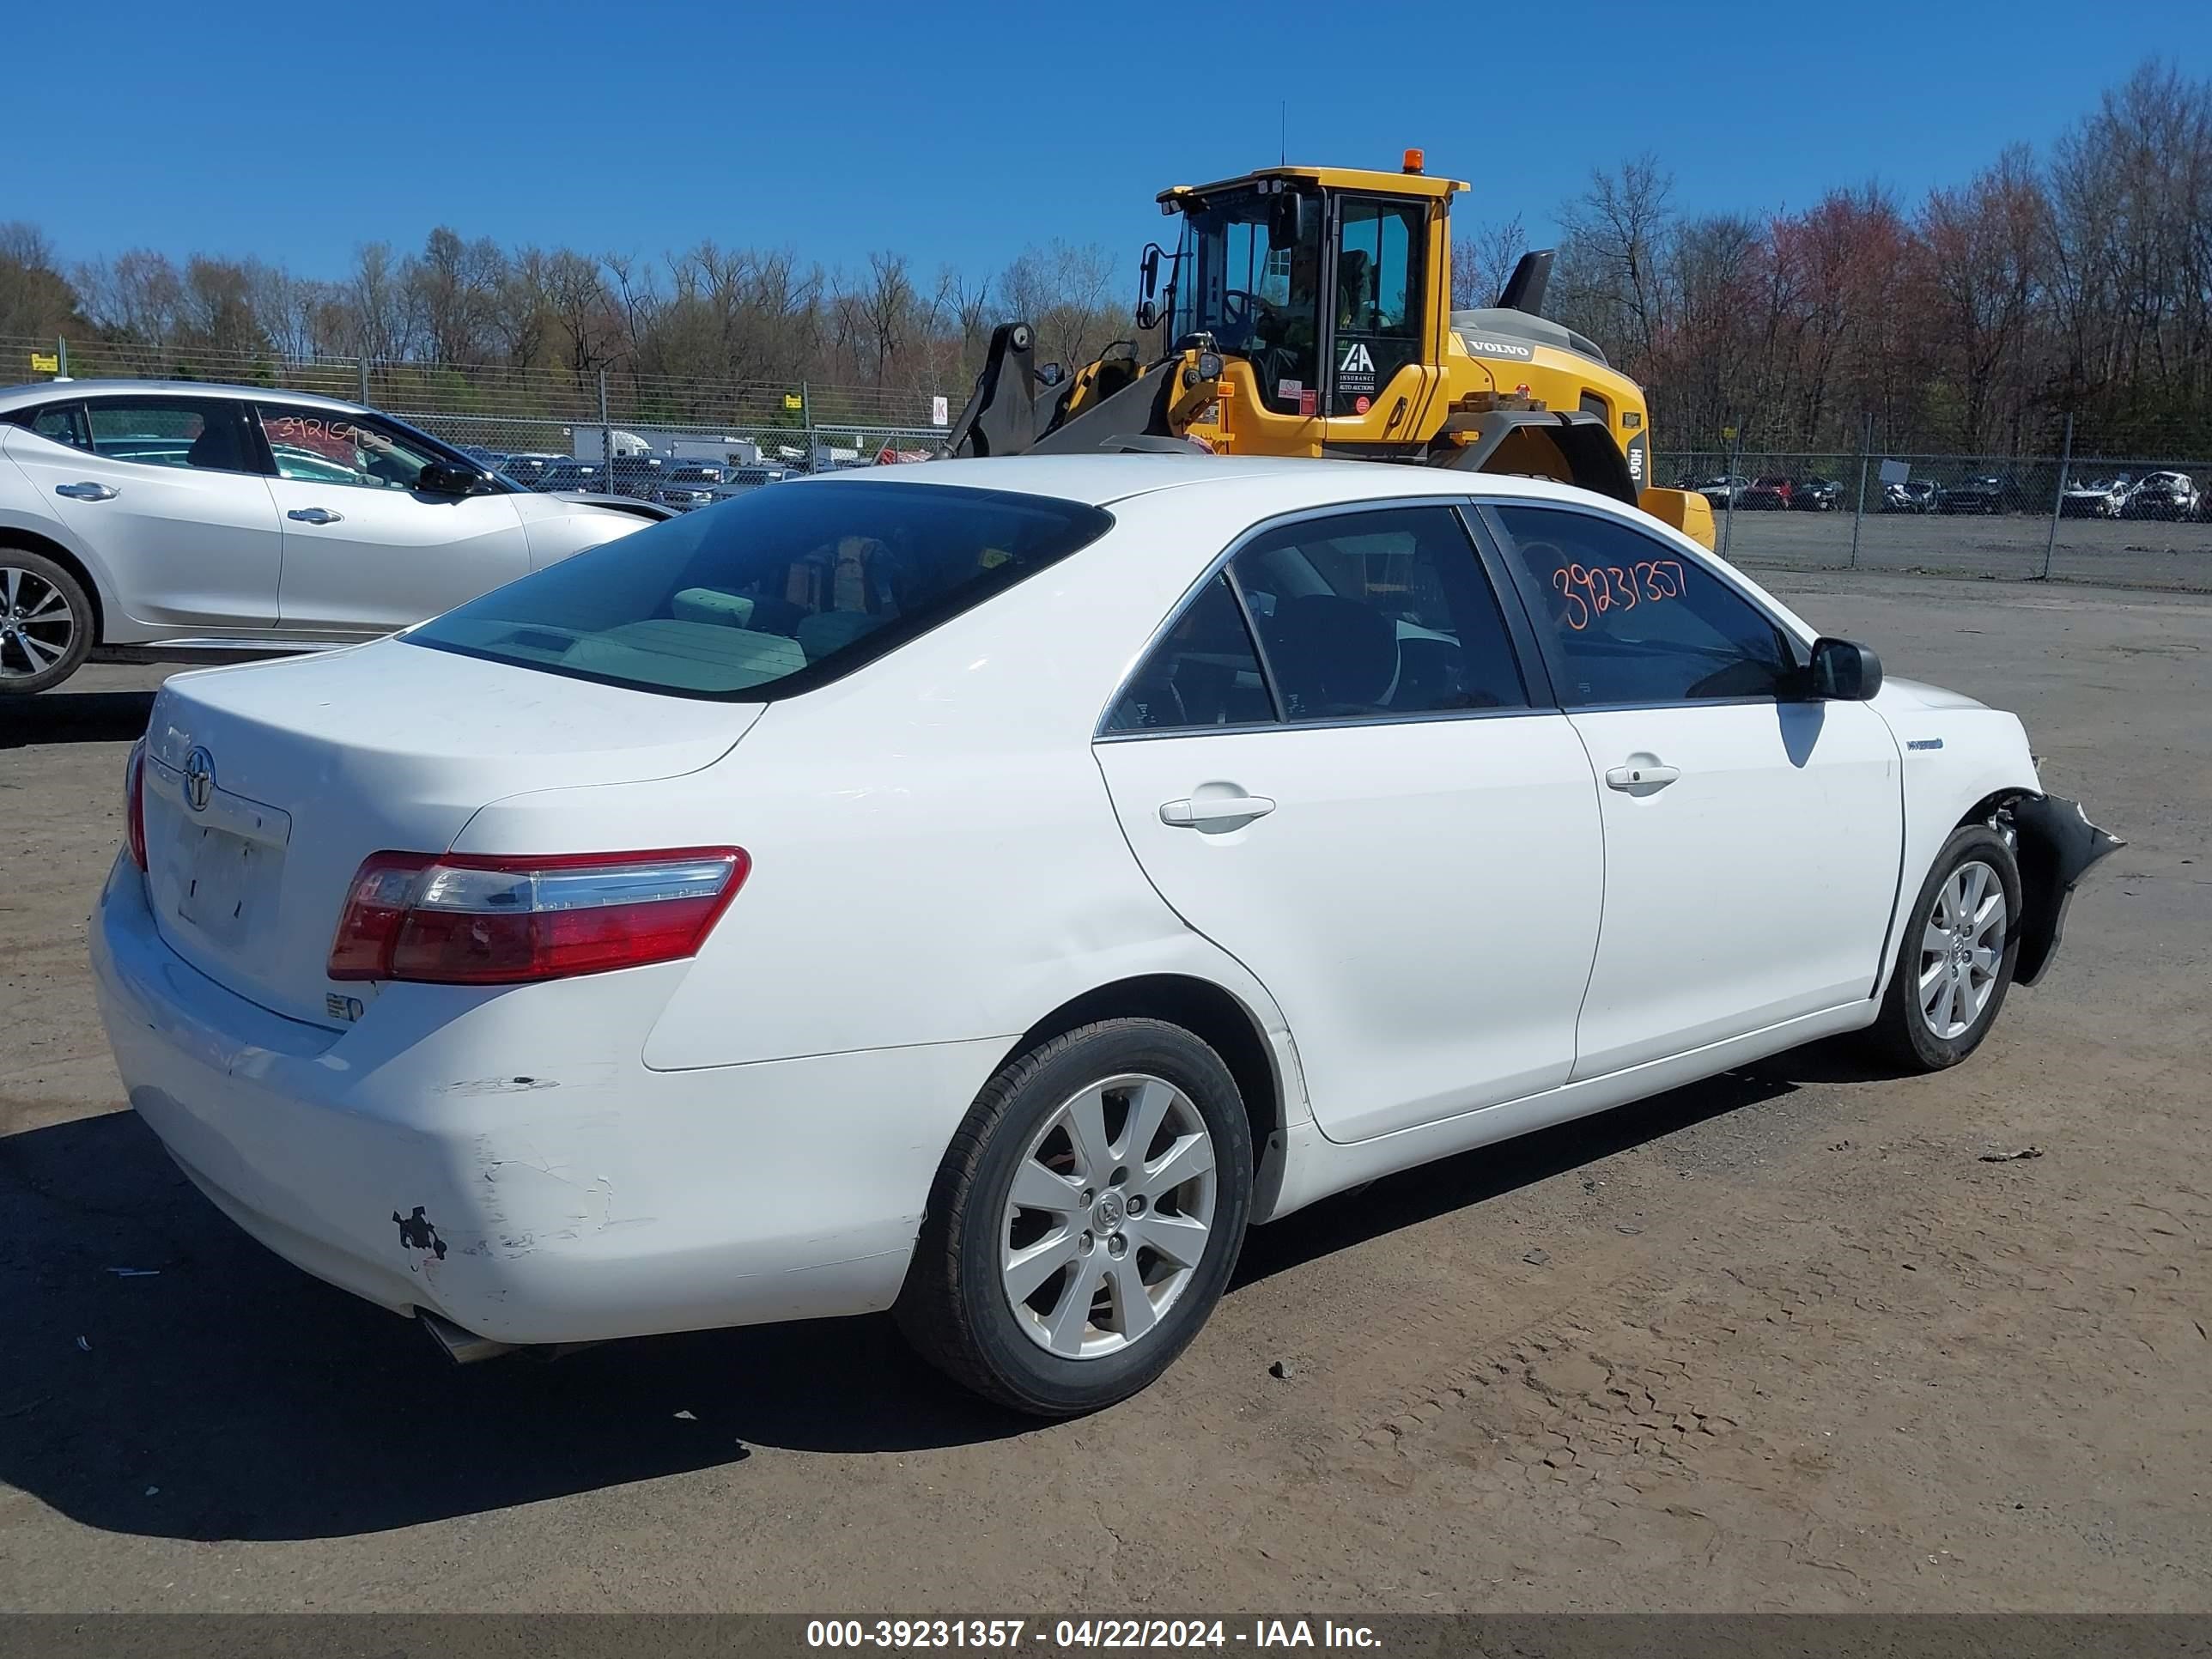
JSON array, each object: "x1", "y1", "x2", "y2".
[{"x1": 571, "y1": 428, "x2": 763, "y2": 466}]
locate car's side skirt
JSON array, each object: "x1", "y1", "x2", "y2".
[{"x1": 1256, "y1": 999, "x2": 1877, "y2": 1222}]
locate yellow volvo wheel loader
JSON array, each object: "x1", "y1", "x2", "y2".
[{"x1": 945, "y1": 153, "x2": 1715, "y2": 550}]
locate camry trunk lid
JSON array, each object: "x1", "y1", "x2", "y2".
[{"x1": 138, "y1": 638, "x2": 757, "y2": 1026}]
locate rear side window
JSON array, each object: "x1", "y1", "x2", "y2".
[
  {"x1": 17, "y1": 401, "x2": 90, "y2": 450},
  {"x1": 1231, "y1": 506, "x2": 1528, "y2": 719},
  {"x1": 83, "y1": 398, "x2": 259, "y2": 473},
  {"x1": 1104, "y1": 574, "x2": 1274, "y2": 732},
  {"x1": 407, "y1": 481, "x2": 1113, "y2": 699}
]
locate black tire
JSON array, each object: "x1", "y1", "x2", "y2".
[
  {"x1": 0, "y1": 549, "x2": 94, "y2": 696},
  {"x1": 895, "y1": 1018, "x2": 1255, "y2": 1416},
  {"x1": 1871, "y1": 823, "x2": 2022, "y2": 1072}
]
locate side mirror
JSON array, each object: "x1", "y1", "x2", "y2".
[
  {"x1": 1269, "y1": 192, "x2": 1316, "y2": 249},
  {"x1": 1808, "y1": 636, "x2": 1882, "y2": 701},
  {"x1": 418, "y1": 461, "x2": 488, "y2": 497},
  {"x1": 1135, "y1": 245, "x2": 1163, "y2": 331}
]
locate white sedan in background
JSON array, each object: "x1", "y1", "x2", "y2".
[
  {"x1": 91, "y1": 457, "x2": 2118, "y2": 1415},
  {"x1": 0, "y1": 380, "x2": 659, "y2": 694}
]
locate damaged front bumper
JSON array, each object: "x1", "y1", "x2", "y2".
[{"x1": 2008, "y1": 793, "x2": 2124, "y2": 987}]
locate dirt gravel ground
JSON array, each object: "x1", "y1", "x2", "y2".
[{"x1": 2, "y1": 573, "x2": 2206, "y2": 1613}]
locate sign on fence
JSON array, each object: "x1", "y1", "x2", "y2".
[
  {"x1": 28, "y1": 351, "x2": 58, "y2": 374},
  {"x1": 931, "y1": 394, "x2": 950, "y2": 428},
  {"x1": 1879, "y1": 459, "x2": 1911, "y2": 485}
]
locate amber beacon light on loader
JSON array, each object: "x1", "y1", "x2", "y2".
[{"x1": 944, "y1": 149, "x2": 1716, "y2": 550}]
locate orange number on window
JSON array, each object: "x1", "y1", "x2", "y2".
[{"x1": 1551, "y1": 567, "x2": 1591, "y2": 631}]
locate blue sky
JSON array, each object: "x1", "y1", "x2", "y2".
[{"x1": 9, "y1": 0, "x2": 2204, "y2": 286}]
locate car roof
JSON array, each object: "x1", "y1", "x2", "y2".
[
  {"x1": 0, "y1": 379, "x2": 370, "y2": 416},
  {"x1": 798, "y1": 453, "x2": 1643, "y2": 511}
]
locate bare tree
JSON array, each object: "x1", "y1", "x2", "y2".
[
  {"x1": 858, "y1": 250, "x2": 917, "y2": 383},
  {"x1": 1452, "y1": 214, "x2": 1528, "y2": 311},
  {"x1": 999, "y1": 240, "x2": 1123, "y2": 373},
  {"x1": 77, "y1": 248, "x2": 185, "y2": 343},
  {"x1": 346, "y1": 242, "x2": 420, "y2": 362},
  {"x1": 1556, "y1": 155, "x2": 1675, "y2": 375},
  {"x1": 0, "y1": 222, "x2": 85, "y2": 338},
  {"x1": 408, "y1": 228, "x2": 505, "y2": 365},
  {"x1": 1914, "y1": 146, "x2": 2047, "y2": 448}
]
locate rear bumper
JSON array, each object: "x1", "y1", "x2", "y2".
[{"x1": 90, "y1": 854, "x2": 1001, "y2": 1346}]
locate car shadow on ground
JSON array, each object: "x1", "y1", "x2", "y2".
[
  {"x1": 0, "y1": 1041, "x2": 1877, "y2": 1543},
  {"x1": 0, "y1": 690, "x2": 155, "y2": 749}
]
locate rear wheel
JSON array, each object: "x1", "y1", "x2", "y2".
[
  {"x1": 1871, "y1": 824, "x2": 2021, "y2": 1072},
  {"x1": 0, "y1": 552, "x2": 92, "y2": 696},
  {"x1": 896, "y1": 1018, "x2": 1254, "y2": 1416}
]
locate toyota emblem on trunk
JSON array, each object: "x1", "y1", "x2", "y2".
[{"x1": 182, "y1": 747, "x2": 215, "y2": 813}]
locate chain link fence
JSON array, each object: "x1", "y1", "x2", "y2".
[
  {"x1": 12, "y1": 331, "x2": 2212, "y2": 586},
  {"x1": 1658, "y1": 419, "x2": 2212, "y2": 592}
]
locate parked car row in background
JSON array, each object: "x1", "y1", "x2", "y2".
[
  {"x1": 1881, "y1": 471, "x2": 2203, "y2": 519},
  {"x1": 1680, "y1": 466, "x2": 2207, "y2": 521},
  {"x1": 1681, "y1": 475, "x2": 1843, "y2": 512},
  {"x1": 474, "y1": 449, "x2": 800, "y2": 511}
]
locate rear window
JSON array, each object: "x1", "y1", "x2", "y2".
[{"x1": 405, "y1": 480, "x2": 1114, "y2": 700}]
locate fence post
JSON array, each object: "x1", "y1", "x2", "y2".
[
  {"x1": 358, "y1": 356, "x2": 371, "y2": 406},
  {"x1": 598, "y1": 369, "x2": 612, "y2": 477},
  {"x1": 2039, "y1": 412, "x2": 2075, "y2": 582},
  {"x1": 1849, "y1": 411, "x2": 1873, "y2": 571},
  {"x1": 56, "y1": 336, "x2": 67, "y2": 380},
  {"x1": 800, "y1": 380, "x2": 814, "y2": 466},
  {"x1": 1718, "y1": 425, "x2": 1744, "y2": 563}
]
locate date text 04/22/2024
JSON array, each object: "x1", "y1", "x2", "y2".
[{"x1": 803, "y1": 1620, "x2": 1382, "y2": 1650}]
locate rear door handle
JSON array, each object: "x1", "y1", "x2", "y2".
[
  {"x1": 1160, "y1": 793, "x2": 1276, "y2": 827},
  {"x1": 1605, "y1": 762, "x2": 1680, "y2": 791},
  {"x1": 55, "y1": 482, "x2": 118, "y2": 501},
  {"x1": 287, "y1": 507, "x2": 344, "y2": 525}
]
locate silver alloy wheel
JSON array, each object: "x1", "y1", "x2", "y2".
[
  {"x1": 1918, "y1": 859, "x2": 2007, "y2": 1040},
  {"x1": 1000, "y1": 1073, "x2": 1218, "y2": 1359},
  {"x1": 0, "y1": 566, "x2": 76, "y2": 682}
]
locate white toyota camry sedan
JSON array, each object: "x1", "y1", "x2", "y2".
[{"x1": 91, "y1": 456, "x2": 2118, "y2": 1414}]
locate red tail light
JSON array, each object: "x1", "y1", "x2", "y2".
[
  {"x1": 328, "y1": 847, "x2": 748, "y2": 985},
  {"x1": 125, "y1": 743, "x2": 148, "y2": 871}
]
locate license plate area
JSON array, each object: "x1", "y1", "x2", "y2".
[{"x1": 175, "y1": 822, "x2": 280, "y2": 946}]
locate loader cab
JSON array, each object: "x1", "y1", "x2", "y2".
[{"x1": 1152, "y1": 165, "x2": 1452, "y2": 422}]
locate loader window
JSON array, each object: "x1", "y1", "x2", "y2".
[
  {"x1": 1176, "y1": 187, "x2": 1322, "y2": 417},
  {"x1": 1330, "y1": 198, "x2": 1426, "y2": 416}
]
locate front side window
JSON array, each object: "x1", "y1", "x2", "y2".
[
  {"x1": 1492, "y1": 504, "x2": 1799, "y2": 706},
  {"x1": 1229, "y1": 506, "x2": 1527, "y2": 720},
  {"x1": 84, "y1": 398, "x2": 258, "y2": 474},
  {"x1": 1330, "y1": 198, "x2": 1426, "y2": 416},
  {"x1": 408, "y1": 481, "x2": 1113, "y2": 700},
  {"x1": 257, "y1": 405, "x2": 441, "y2": 490}
]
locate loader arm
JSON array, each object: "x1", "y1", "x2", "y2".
[{"x1": 943, "y1": 323, "x2": 1060, "y2": 458}]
